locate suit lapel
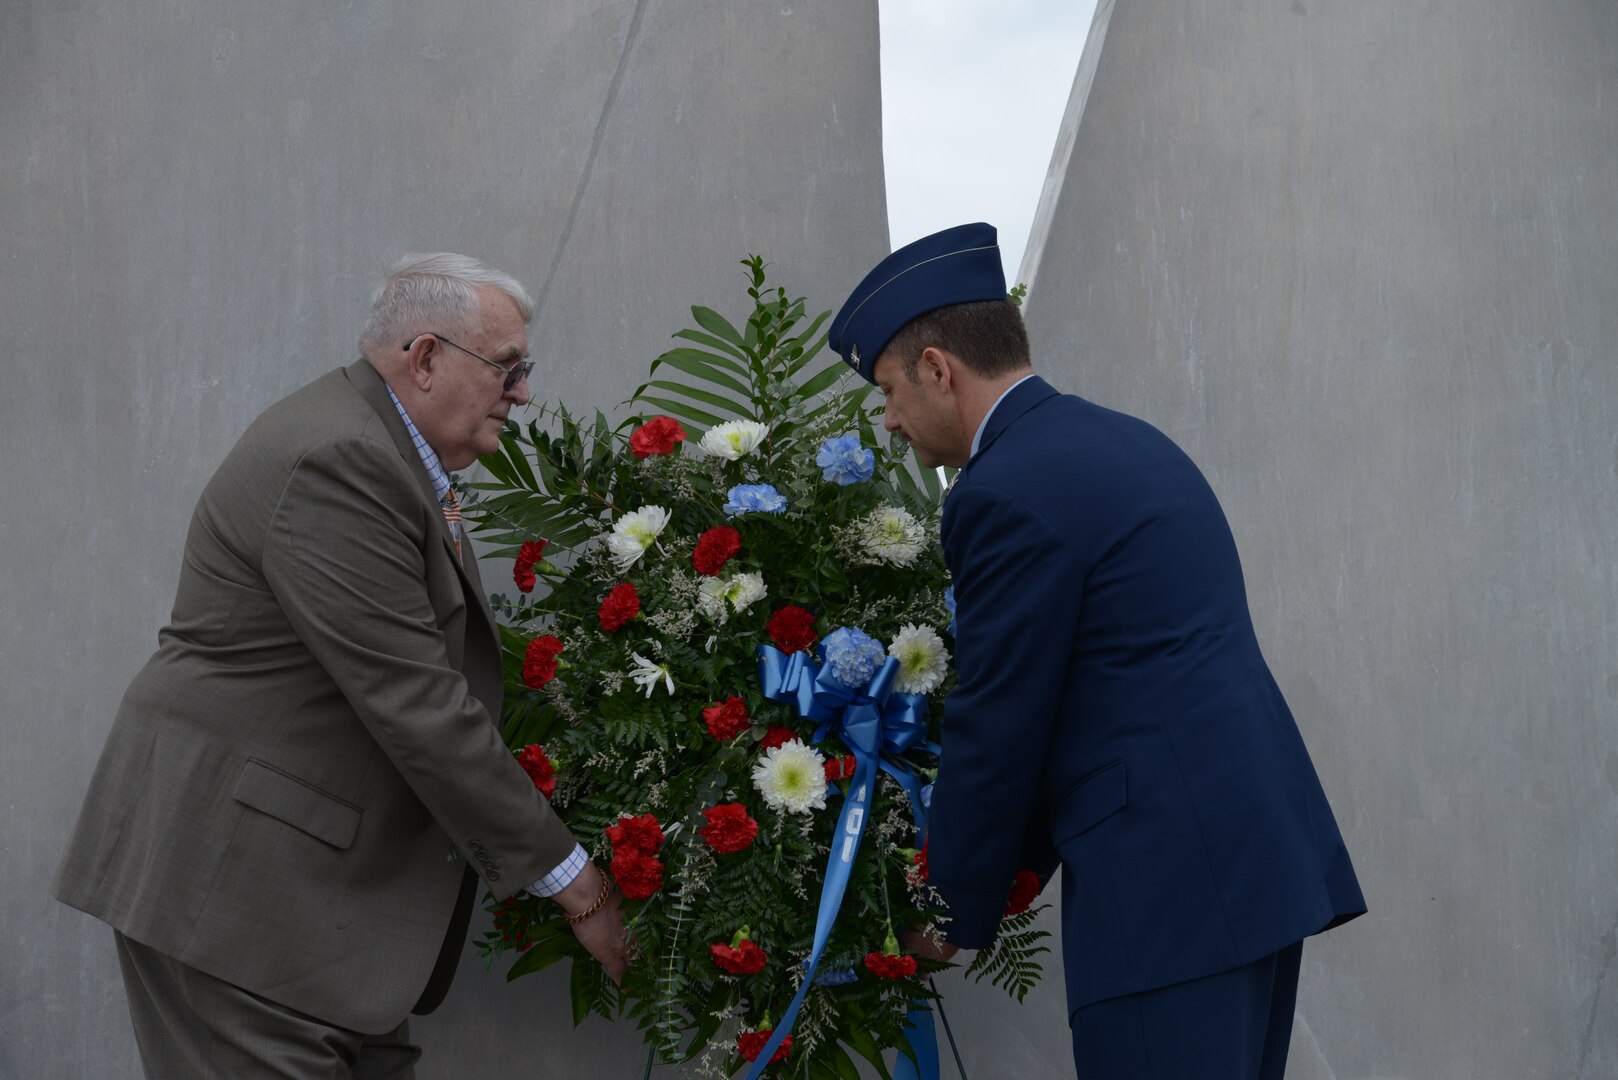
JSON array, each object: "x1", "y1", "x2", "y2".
[{"x1": 343, "y1": 360, "x2": 502, "y2": 646}]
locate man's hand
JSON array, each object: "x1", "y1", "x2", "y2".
[
  {"x1": 900, "y1": 928, "x2": 960, "y2": 964},
  {"x1": 553, "y1": 861, "x2": 630, "y2": 982}
]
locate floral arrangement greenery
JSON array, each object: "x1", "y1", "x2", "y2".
[{"x1": 466, "y1": 258, "x2": 1048, "y2": 1077}]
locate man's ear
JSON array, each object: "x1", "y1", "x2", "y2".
[
  {"x1": 404, "y1": 334, "x2": 439, "y2": 392},
  {"x1": 918, "y1": 346, "x2": 956, "y2": 393}
]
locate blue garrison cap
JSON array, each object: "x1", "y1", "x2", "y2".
[{"x1": 829, "y1": 222, "x2": 1005, "y2": 383}]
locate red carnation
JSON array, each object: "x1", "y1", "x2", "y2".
[
  {"x1": 758, "y1": 725, "x2": 798, "y2": 751},
  {"x1": 864, "y1": 951, "x2": 919, "y2": 979},
  {"x1": 516, "y1": 744, "x2": 556, "y2": 799},
  {"x1": 491, "y1": 897, "x2": 537, "y2": 952},
  {"x1": 908, "y1": 840, "x2": 929, "y2": 885},
  {"x1": 702, "y1": 696, "x2": 751, "y2": 741},
  {"x1": 606, "y1": 813, "x2": 665, "y2": 855},
  {"x1": 610, "y1": 847, "x2": 664, "y2": 900},
  {"x1": 1004, "y1": 869, "x2": 1041, "y2": 916},
  {"x1": 691, "y1": 526, "x2": 742, "y2": 576},
  {"x1": 513, "y1": 539, "x2": 548, "y2": 594},
  {"x1": 698, "y1": 802, "x2": 759, "y2": 854},
  {"x1": 765, "y1": 604, "x2": 818, "y2": 655},
  {"x1": 823, "y1": 754, "x2": 857, "y2": 783},
  {"x1": 738, "y1": 1030, "x2": 793, "y2": 1065},
  {"x1": 630, "y1": 415, "x2": 686, "y2": 459},
  {"x1": 598, "y1": 582, "x2": 641, "y2": 633},
  {"x1": 710, "y1": 939, "x2": 768, "y2": 975},
  {"x1": 522, "y1": 635, "x2": 563, "y2": 688}
]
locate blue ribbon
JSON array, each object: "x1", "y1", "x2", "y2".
[{"x1": 745, "y1": 646, "x2": 941, "y2": 1080}]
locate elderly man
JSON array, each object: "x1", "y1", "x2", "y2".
[
  {"x1": 53, "y1": 254, "x2": 626, "y2": 1078},
  {"x1": 830, "y1": 224, "x2": 1365, "y2": 1079}
]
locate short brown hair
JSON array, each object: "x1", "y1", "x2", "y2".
[{"x1": 883, "y1": 299, "x2": 1031, "y2": 382}]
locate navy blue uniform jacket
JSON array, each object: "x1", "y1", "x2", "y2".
[{"x1": 932, "y1": 376, "x2": 1364, "y2": 1016}]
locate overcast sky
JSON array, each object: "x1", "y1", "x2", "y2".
[{"x1": 879, "y1": 0, "x2": 1099, "y2": 285}]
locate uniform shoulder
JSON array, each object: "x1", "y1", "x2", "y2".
[{"x1": 996, "y1": 390, "x2": 1194, "y2": 468}]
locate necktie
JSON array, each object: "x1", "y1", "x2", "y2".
[{"x1": 441, "y1": 487, "x2": 463, "y2": 561}]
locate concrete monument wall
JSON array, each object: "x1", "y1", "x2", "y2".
[
  {"x1": 1022, "y1": 1, "x2": 1618, "y2": 1077},
  {"x1": 1, "y1": 0, "x2": 934, "y2": 1075}
]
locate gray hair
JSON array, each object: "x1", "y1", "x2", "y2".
[{"x1": 359, "y1": 252, "x2": 535, "y2": 355}]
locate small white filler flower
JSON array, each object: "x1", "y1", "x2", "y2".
[
  {"x1": 752, "y1": 739, "x2": 828, "y2": 814},
  {"x1": 888, "y1": 623, "x2": 950, "y2": 695},
  {"x1": 627, "y1": 652, "x2": 676, "y2": 698},
  {"x1": 606, "y1": 505, "x2": 671, "y2": 571},
  {"x1": 699, "y1": 419, "x2": 769, "y2": 461}
]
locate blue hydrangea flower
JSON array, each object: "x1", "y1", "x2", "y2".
[
  {"x1": 813, "y1": 965, "x2": 860, "y2": 987},
  {"x1": 815, "y1": 433, "x2": 875, "y2": 485},
  {"x1": 723, "y1": 483, "x2": 787, "y2": 516},
  {"x1": 944, "y1": 586, "x2": 957, "y2": 637},
  {"x1": 821, "y1": 626, "x2": 886, "y2": 689}
]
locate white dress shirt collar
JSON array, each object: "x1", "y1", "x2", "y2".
[{"x1": 969, "y1": 373, "x2": 1037, "y2": 460}]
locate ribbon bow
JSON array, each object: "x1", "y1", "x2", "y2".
[{"x1": 744, "y1": 645, "x2": 941, "y2": 1080}]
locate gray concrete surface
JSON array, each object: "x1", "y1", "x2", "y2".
[
  {"x1": 0, "y1": 0, "x2": 964, "y2": 1075},
  {"x1": 1022, "y1": 2, "x2": 1618, "y2": 1077}
]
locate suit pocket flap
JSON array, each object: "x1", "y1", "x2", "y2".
[
  {"x1": 1050, "y1": 761, "x2": 1127, "y2": 846},
  {"x1": 233, "y1": 759, "x2": 362, "y2": 850}
]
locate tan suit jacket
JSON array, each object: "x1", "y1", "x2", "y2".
[{"x1": 54, "y1": 359, "x2": 575, "y2": 1033}]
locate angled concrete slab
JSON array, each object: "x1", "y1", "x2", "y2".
[
  {"x1": 1, "y1": 1, "x2": 885, "y2": 1075},
  {"x1": 1023, "y1": 2, "x2": 1618, "y2": 1077}
]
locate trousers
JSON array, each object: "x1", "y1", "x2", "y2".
[
  {"x1": 1069, "y1": 941, "x2": 1303, "y2": 1080},
  {"x1": 115, "y1": 932, "x2": 421, "y2": 1080}
]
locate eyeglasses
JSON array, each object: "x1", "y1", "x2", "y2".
[{"x1": 403, "y1": 333, "x2": 533, "y2": 393}]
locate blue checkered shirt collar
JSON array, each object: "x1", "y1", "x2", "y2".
[{"x1": 385, "y1": 385, "x2": 452, "y2": 503}]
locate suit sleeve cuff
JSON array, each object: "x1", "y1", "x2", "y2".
[
  {"x1": 524, "y1": 843, "x2": 588, "y2": 897},
  {"x1": 932, "y1": 881, "x2": 1011, "y2": 949}
]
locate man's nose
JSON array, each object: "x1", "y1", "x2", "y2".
[{"x1": 882, "y1": 407, "x2": 899, "y2": 432}]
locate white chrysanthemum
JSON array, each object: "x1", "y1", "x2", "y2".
[
  {"x1": 857, "y1": 506, "x2": 926, "y2": 567},
  {"x1": 752, "y1": 739, "x2": 827, "y2": 814},
  {"x1": 627, "y1": 652, "x2": 675, "y2": 698},
  {"x1": 697, "y1": 571, "x2": 767, "y2": 624},
  {"x1": 606, "y1": 505, "x2": 671, "y2": 571},
  {"x1": 699, "y1": 419, "x2": 769, "y2": 461},
  {"x1": 888, "y1": 623, "x2": 950, "y2": 694}
]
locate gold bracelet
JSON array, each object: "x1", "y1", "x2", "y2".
[{"x1": 563, "y1": 872, "x2": 614, "y2": 925}]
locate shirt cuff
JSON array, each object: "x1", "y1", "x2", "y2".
[{"x1": 525, "y1": 843, "x2": 588, "y2": 897}]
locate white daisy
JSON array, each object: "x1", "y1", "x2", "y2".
[
  {"x1": 751, "y1": 739, "x2": 827, "y2": 814},
  {"x1": 697, "y1": 571, "x2": 768, "y2": 624},
  {"x1": 627, "y1": 652, "x2": 676, "y2": 698},
  {"x1": 888, "y1": 623, "x2": 950, "y2": 694},
  {"x1": 699, "y1": 419, "x2": 769, "y2": 461},
  {"x1": 857, "y1": 506, "x2": 926, "y2": 567},
  {"x1": 606, "y1": 505, "x2": 671, "y2": 571}
]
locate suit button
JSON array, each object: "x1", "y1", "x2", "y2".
[{"x1": 487, "y1": 870, "x2": 501, "y2": 882}]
